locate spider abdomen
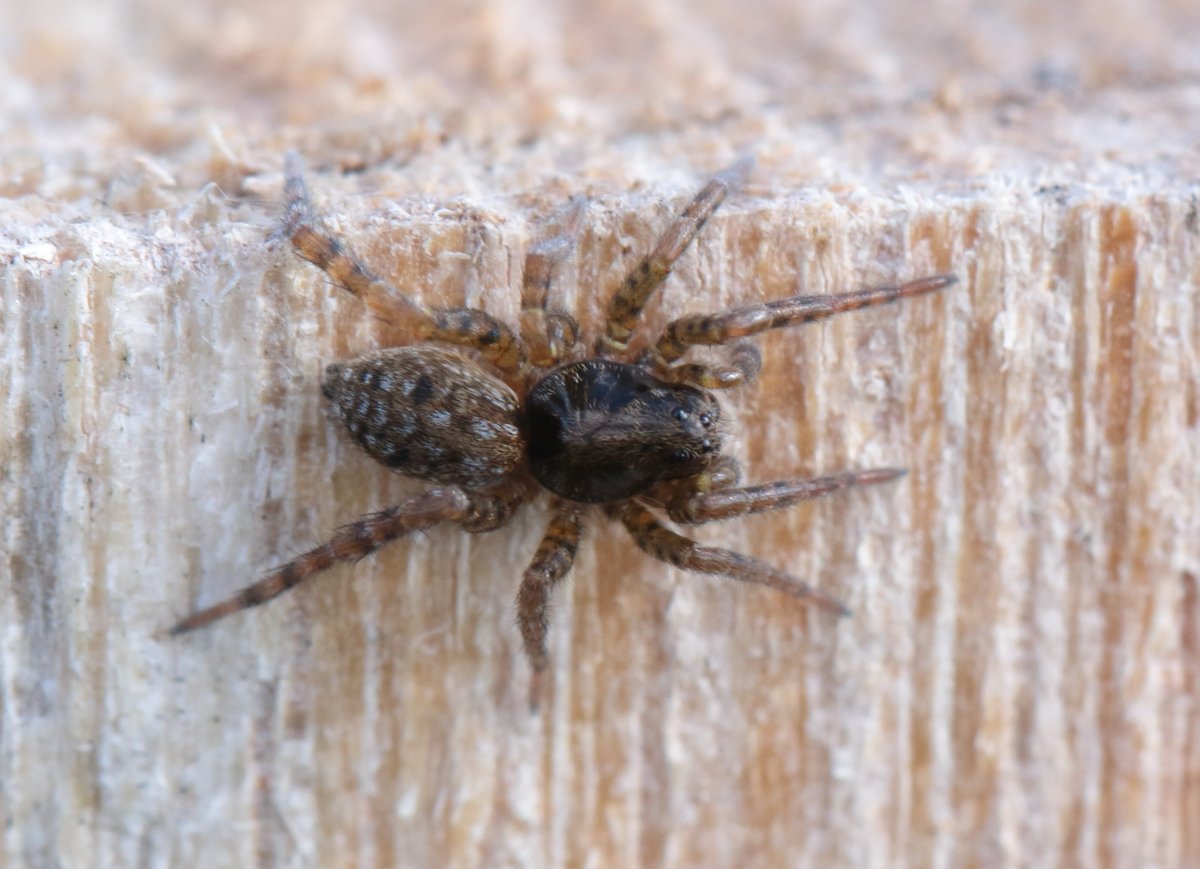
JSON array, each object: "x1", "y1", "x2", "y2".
[
  {"x1": 323, "y1": 346, "x2": 523, "y2": 488},
  {"x1": 525, "y1": 359, "x2": 722, "y2": 503}
]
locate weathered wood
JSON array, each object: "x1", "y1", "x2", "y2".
[{"x1": 2, "y1": 2, "x2": 1198, "y2": 868}]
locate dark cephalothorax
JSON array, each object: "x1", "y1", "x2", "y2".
[
  {"x1": 171, "y1": 153, "x2": 954, "y2": 708},
  {"x1": 525, "y1": 359, "x2": 721, "y2": 503}
]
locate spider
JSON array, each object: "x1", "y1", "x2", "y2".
[{"x1": 170, "y1": 153, "x2": 954, "y2": 705}]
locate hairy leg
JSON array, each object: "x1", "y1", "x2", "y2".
[
  {"x1": 658, "y1": 467, "x2": 906, "y2": 525},
  {"x1": 283, "y1": 153, "x2": 527, "y2": 372},
  {"x1": 169, "y1": 486, "x2": 523, "y2": 635},
  {"x1": 520, "y1": 197, "x2": 585, "y2": 368},
  {"x1": 599, "y1": 158, "x2": 752, "y2": 355},
  {"x1": 515, "y1": 506, "x2": 584, "y2": 709},
  {"x1": 607, "y1": 500, "x2": 849, "y2": 615},
  {"x1": 651, "y1": 274, "x2": 955, "y2": 388}
]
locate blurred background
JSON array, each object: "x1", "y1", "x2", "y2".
[{"x1": 2, "y1": 2, "x2": 1198, "y2": 868}]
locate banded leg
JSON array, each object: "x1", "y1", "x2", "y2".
[
  {"x1": 661, "y1": 467, "x2": 906, "y2": 525},
  {"x1": 607, "y1": 500, "x2": 849, "y2": 615},
  {"x1": 650, "y1": 274, "x2": 957, "y2": 386},
  {"x1": 169, "y1": 487, "x2": 521, "y2": 635},
  {"x1": 599, "y1": 158, "x2": 753, "y2": 355},
  {"x1": 519, "y1": 197, "x2": 585, "y2": 368},
  {"x1": 283, "y1": 153, "x2": 526, "y2": 372},
  {"x1": 516, "y1": 507, "x2": 584, "y2": 709}
]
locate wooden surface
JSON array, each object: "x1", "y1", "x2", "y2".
[{"x1": 2, "y1": 1, "x2": 1199, "y2": 867}]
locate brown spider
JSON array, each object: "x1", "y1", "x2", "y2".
[{"x1": 171, "y1": 154, "x2": 953, "y2": 704}]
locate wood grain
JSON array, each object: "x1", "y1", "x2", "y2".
[{"x1": 2, "y1": 1, "x2": 1198, "y2": 867}]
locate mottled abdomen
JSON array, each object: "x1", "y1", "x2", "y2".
[{"x1": 323, "y1": 347, "x2": 523, "y2": 488}]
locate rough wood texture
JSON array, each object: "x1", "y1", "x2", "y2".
[{"x1": 2, "y1": 1, "x2": 1198, "y2": 867}]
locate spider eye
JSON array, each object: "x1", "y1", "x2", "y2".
[
  {"x1": 673, "y1": 448, "x2": 690, "y2": 462},
  {"x1": 673, "y1": 407, "x2": 688, "y2": 422},
  {"x1": 699, "y1": 412, "x2": 713, "y2": 427}
]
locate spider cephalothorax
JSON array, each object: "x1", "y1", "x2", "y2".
[
  {"x1": 171, "y1": 154, "x2": 953, "y2": 706},
  {"x1": 525, "y1": 359, "x2": 722, "y2": 503}
]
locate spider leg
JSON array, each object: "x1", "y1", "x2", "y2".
[
  {"x1": 515, "y1": 505, "x2": 584, "y2": 709},
  {"x1": 659, "y1": 467, "x2": 906, "y2": 525},
  {"x1": 650, "y1": 274, "x2": 956, "y2": 388},
  {"x1": 607, "y1": 500, "x2": 850, "y2": 616},
  {"x1": 283, "y1": 152, "x2": 527, "y2": 372},
  {"x1": 599, "y1": 158, "x2": 753, "y2": 356},
  {"x1": 519, "y1": 197, "x2": 585, "y2": 369},
  {"x1": 169, "y1": 486, "x2": 522, "y2": 635}
]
